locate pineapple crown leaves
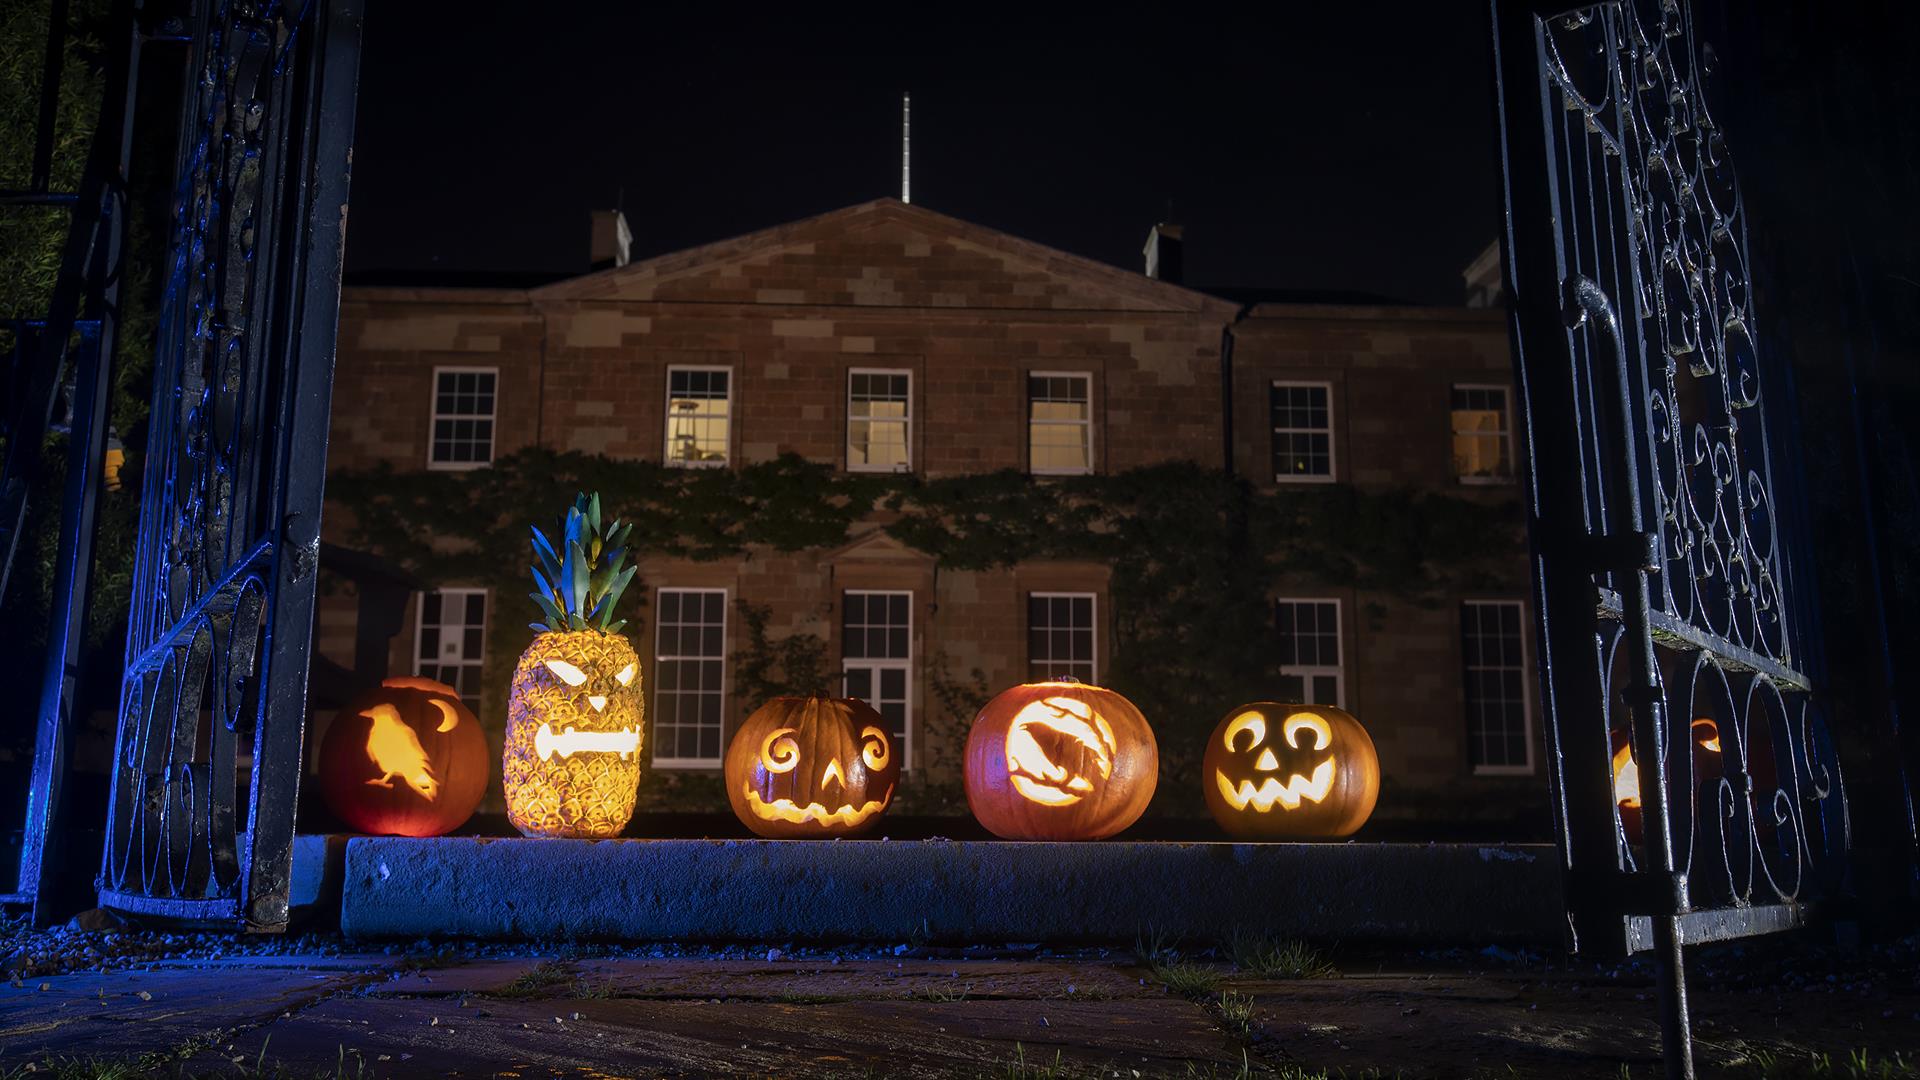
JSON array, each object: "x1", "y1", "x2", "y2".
[{"x1": 527, "y1": 492, "x2": 637, "y2": 635}]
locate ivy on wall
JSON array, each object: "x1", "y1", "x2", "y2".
[{"x1": 332, "y1": 448, "x2": 1524, "y2": 815}]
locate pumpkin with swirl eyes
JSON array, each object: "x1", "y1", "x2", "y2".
[
  {"x1": 725, "y1": 695, "x2": 899, "y2": 838},
  {"x1": 964, "y1": 681, "x2": 1157, "y2": 841},
  {"x1": 1202, "y1": 703, "x2": 1378, "y2": 839}
]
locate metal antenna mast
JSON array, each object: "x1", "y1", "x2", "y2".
[{"x1": 901, "y1": 92, "x2": 911, "y2": 204}]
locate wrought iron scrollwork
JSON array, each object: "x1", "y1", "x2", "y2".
[
  {"x1": 100, "y1": 0, "x2": 360, "y2": 928},
  {"x1": 1524, "y1": 0, "x2": 1846, "y2": 915}
]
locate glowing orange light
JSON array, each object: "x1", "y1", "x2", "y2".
[
  {"x1": 1692, "y1": 718, "x2": 1722, "y2": 753},
  {"x1": 1612, "y1": 741, "x2": 1641, "y2": 810},
  {"x1": 362, "y1": 704, "x2": 440, "y2": 801}
]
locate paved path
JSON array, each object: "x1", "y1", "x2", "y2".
[{"x1": 2, "y1": 938, "x2": 1917, "y2": 1077}]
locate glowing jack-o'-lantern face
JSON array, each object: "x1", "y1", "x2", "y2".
[
  {"x1": 503, "y1": 630, "x2": 646, "y2": 838},
  {"x1": 1202, "y1": 703, "x2": 1379, "y2": 839},
  {"x1": 1613, "y1": 718, "x2": 1726, "y2": 845},
  {"x1": 965, "y1": 681, "x2": 1157, "y2": 841},
  {"x1": 318, "y1": 677, "x2": 488, "y2": 837},
  {"x1": 724, "y1": 695, "x2": 899, "y2": 838}
]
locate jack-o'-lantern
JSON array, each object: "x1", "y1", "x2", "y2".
[
  {"x1": 1614, "y1": 718, "x2": 1726, "y2": 846},
  {"x1": 725, "y1": 695, "x2": 899, "y2": 838},
  {"x1": 964, "y1": 681, "x2": 1157, "y2": 840},
  {"x1": 318, "y1": 677, "x2": 488, "y2": 837},
  {"x1": 1202, "y1": 703, "x2": 1379, "y2": 839},
  {"x1": 503, "y1": 493, "x2": 645, "y2": 838}
]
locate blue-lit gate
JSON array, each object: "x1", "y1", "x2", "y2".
[
  {"x1": 1492, "y1": 2, "x2": 1850, "y2": 1076},
  {"x1": 95, "y1": 0, "x2": 362, "y2": 930}
]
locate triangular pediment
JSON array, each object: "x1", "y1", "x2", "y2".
[
  {"x1": 822, "y1": 528, "x2": 929, "y2": 564},
  {"x1": 533, "y1": 199, "x2": 1235, "y2": 315}
]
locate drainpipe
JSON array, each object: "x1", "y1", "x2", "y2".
[{"x1": 1219, "y1": 307, "x2": 1247, "y2": 475}]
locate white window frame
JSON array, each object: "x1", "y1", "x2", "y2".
[
  {"x1": 426, "y1": 365, "x2": 500, "y2": 471},
  {"x1": 651, "y1": 586, "x2": 730, "y2": 769},
  {"x1": 841, "y1": 589, "x2": 915, "y2": 771},
  {"x1": 1450, "y1": 383, "x2": 1516, "y2": 486},
  {"x1": 663, "y1": 365, "x2": 733, "y2": 469},
  {"x1": 1027, "y1": 591, "x2": 1099, "y2": 684},
  {"x1": 1270, "y1": 380, "x2": 1337, "y2": 484},
  {"x1": 1027, "y1": 370, "x2": 1095, "y2": 477},
  {"x1": 1462, "y1": 599, "x2": 1536, "y2": 776},
  {"x1": 846, "y1": 367, "x2": 914, "y2": 473},
  {"x1": 1275, "y1": 597, "x2": 1344, "y2": 709},
  {"x1": 412, "y1": 588, "x2": 489, "y2": 709}
]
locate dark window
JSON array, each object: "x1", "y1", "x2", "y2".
[
  {"x1": 1462, "y1": 601, "x2": 1530, "y2": 770},
  {"x1": 429, "y1": 369, "x2": 497, "y2": 467},
  {"x1": 1027, "y1": 593, "x2": 1096, "y2": 683},
  {"x1": 1270, "y1": 382, "x2": 1333, "y2": 480}
]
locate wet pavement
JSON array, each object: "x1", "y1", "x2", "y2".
[{"x1": 2, "y1": 921, "x2": 1917, "y2": 1077}]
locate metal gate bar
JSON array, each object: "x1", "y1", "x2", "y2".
[
  {"x1": 97, "y1": 0, "x2": 361, "y2": 932},
  {"x1": 1492, "y1": 1, "x2": 1850, "y2": 1076},
  {"x1": 2, "y1": 0, "x2": 145, "y2": 924}
]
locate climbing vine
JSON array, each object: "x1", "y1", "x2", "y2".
[{"x1": 332, "y1": 448, "x2": 1523, "y2": 815}]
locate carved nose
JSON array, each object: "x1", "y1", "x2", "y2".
[
  {"x1": 821, "y1": 758, "x2": 846, "y2": 791},
  {"x1": 1255, "y1": 748, "x2": 1279, "y2": 772},
  {"x1": 588, "y1": 695, "x2": 608, "y2": 713}
]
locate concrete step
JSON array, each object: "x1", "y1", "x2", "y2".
[{"x1": 339, "y1": 837, "x2": 1566, "y2": 947}]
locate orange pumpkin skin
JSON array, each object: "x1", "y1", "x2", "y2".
[
  {"x1": 964, "y1": 681, "x2": 1158, "y2": 841},
  {"x1": 1202, "y1": 703, "x2": 1379, "y2": 839},
  {"x1": 725, "y1": 695, "x2": 900, "y2": 839},
  {"x1": 319, "y1": 677, "x2": 489, "y2": 837}
]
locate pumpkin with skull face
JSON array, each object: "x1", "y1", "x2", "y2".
[
  {"x1": 725, "y1": 695, "x2": 899, "y2": 838},
  {"x1": 503, "y1": 493, "x2": 645, "y2": 838},
  {"x1": 1202, "y1": 703, "x2": 1379, "y2": 839},
  {"x1": 964, "y1": 681, "x2": 1157, "y2": 841}
]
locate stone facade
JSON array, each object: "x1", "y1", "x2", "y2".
[{"x1": 316, "y1": 199, "x2": 1539, "y2": 824}]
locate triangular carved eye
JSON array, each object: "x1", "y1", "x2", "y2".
[
  {"x1": 615, "y1": 661, "x2": 638, "y2": 687},
  {"x1": 543, "y1": 659, "x2": 588, "y2": 686}
]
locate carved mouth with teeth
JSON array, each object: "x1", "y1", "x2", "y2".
[
  {"x1": 1213, "y1": 711, "x2": 1335, "y2": 812},
  {"x1": 533, "y1": 723, "x2": 642, "y2": 762},
  {"x1": 741, "y1": 784, "x2": 895, "y2": 827}
]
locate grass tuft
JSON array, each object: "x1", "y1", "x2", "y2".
[{"x1": 1229, "y1": 932, "x2": 1336, "y2": 979}]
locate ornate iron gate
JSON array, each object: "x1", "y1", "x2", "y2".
[
  {"x1": 98, "y1": 0, "x2": 362, "y2": 930},
  {"x1": 1492, "y1": 1, "x2": 1849, "y2": 1075},
  {"x1": 2, "y1": 0, "x2": 144, "y2": 924}
]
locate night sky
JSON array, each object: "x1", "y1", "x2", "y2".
[{"x1": 344, "y1": 5, "x2": 1502, "y2": 306}]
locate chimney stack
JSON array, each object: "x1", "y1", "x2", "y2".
[
  {"x1": 1143, "y1": 223, "x2": 1183, "y2": 284},
  {"x1": 589, "y1": 209, "x2": 632, "y2": 271}
]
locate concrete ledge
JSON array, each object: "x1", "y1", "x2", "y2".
[{"x1": 342, "y1": 838, "x2": 1567, "y2": 947}]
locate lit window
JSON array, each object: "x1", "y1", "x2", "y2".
[
  {"x1": 428, "y1": 368, "x2": 497, "y2": 469},
  {"x1": 1451, "y1": 385, "x2": 1514, "y2": 482},
  {"x1": 414, "y1": 589, "x2": 488, "y2": 712},
  {"x1": 1462, "y1": 600, "x2": 1533, "y2": 772},
  {"x1": 1028, "y1": 593, "x2": 1096, "y2": 684},
  {"x1": 1271, "y1": 382, "x2": 1334, "y2": 482},
  {"x1": 1276, "y1": 599, "x2": 1342, "y2": 708},
  {"x1": 848, "y1": 369, "x2": 912, "y2": 472},
  {"x1": 665, "y1": 367, "x2": 731, "y2": 467},
  {"x1": 654, "y1": 588, "x2": 728, "y2": 767},
  {"x1": 842, "y1": 591, "x2": 913, "y2": 767},
  {"x1": 1028, "y1": 372, "x2": 1092, "y2": 475}
]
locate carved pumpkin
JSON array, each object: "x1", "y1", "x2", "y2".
[
  {"x1": 1202, "y1": 703, "x2": 1379, "y2": 839},
  {"x1": 503, "y1": 493, "x2": 646, "y2": 838},
  {"x1": 725, "y1": 695, "x2": 899, "y2": 838},
  {"x1": 318, "y1": 677, "x2": 488, "y2": 837},
  {"x1": 964, "y1": 681, "x2": 1157, "y2": 841},
  {"x1": 1614, "y1": 717, "x2": 1729, "y2": 846}
]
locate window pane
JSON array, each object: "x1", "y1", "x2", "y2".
[
  {"x1": 1462, "y1": 601, "x2": 1529, "y2": 769},
  {"x1": 654, "y1": 589, "x2": 728, "y2": 765}
]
